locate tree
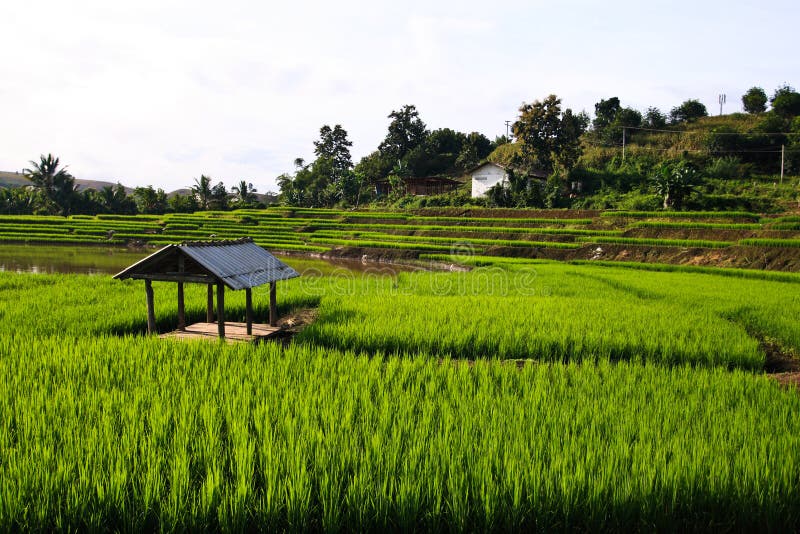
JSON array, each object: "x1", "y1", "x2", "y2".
[
  {"x1": 97, "y1": 183, "x2": 136, "y2": 214},
  {"x1": 210, "y1": 182, "x2": 229, "y2": 210},
  {"x1": 643, "y1": 107, "x2": 667, "y2": 129},
  {"x1": 742, "y1": 87, "x2": 768, "y2": 114},
  {"x1": 455, "y1": 132, "x2": 493, "y2": 170},
  {"x1": 592, "y1": 97, "x2": 621, "y2": 132},
  {"x1": 231, "y1": 180, "x2": 258, "y2": 206},
  {"x1": 771, "y1": 86, "x2": 800, "y2": 119},
  {"x1": 133, "y1": 186, "x2": 168, "y2": 214},
  {"x1": 276, "y1": 173, "x2": 301, "y2": 205},
  {"x1": 512, "y1": 94, "x2": 587, "y2": 174},
  {"x1": 378, "y1": 105, "x2": 428, "y2": 161},
  {"x1": 168, "y1": 193, "x2": 199, "y2": 213},
  {"x1": 651, "y1": 160, "x2": 700, "y2": 210},
  {"x1": 771, "y1": 84, "x2": 796, "y2": 103},
  {"x1": 192, "y1": 175, "x2": 213, "y2": 209},
  {"x1": 669, "y1": 99, "x2": 708, "y2": 123},
  {"x1": 23, "y1": 154, "x2": 77, "y2": 215},
  {"x1": 314, "y1": 125, "x2": 353, "y2": 171},
  {"x1": 0, "y1": 187, "x2": 43, "y2": 215},
  {"x1": 312, "y1": 124, "x2": 355, "y2": 205},
  {"x1": 558, "y1": 108, "x2": 590, "y2": 170}
]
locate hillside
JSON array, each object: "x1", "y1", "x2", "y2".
[{"x1": 0, "y1": 171, "x2": 131, "y2": 193}]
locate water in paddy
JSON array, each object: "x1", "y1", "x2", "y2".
[{"x1": 0, "y1": 243, "x2": 417, "y2": 276}]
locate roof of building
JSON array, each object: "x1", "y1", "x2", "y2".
[
  {"x1": 465, "y1": 161, "x2": 507, "y2": 174},
  {"x1": 113, "y1": 237, "x2": 300, "y2": 290},
  {"x1": 466, "y1": 161, "x2": 549, "y2": 179}
]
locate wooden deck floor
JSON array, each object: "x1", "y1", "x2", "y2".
[{"x1": 160, "y1": 322, "x2": 282, "y2": 342}]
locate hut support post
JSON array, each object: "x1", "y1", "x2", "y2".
[
  {"x1": 245, "y1": 288, "x2": 253, "y2": 335},
  {"x1": 207, "y1": 284, "x2": 214, "y2": 323},
  {"x1": 217, "y1": 282, "x2": 225, "y2": 338},
  {"x1": 177, "y1": 282, "x2": 185, "y2": 331},
  {"x1": 145, "y1": 279, "x2": 156, "y2": 334},
  {"x1": 177, "y1": 256, "x2": 185, "y2": 330},
  {"x1": 269, "y1": 281, "x2": 277, "y2": 327}
]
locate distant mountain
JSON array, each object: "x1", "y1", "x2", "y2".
[
  {"x1": 1, "y1": 171, "x2": 279, "y2": 204},
  {"x1": 0, "y1": 171, "x2": 132, "y2": 193}
]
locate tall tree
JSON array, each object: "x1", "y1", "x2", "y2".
[
  {"x1": 192, "y1": 175, "x2": 213, "y2": 209},
  {"x1": 512, "y1": 95, "x2": 587, "y2": 174},
  {"x1": 23, "y1": 154, "x2": 77, "y2": 215},
  {"x1": 378, "y1": 105, "x2": 428, "y2": 162},
  {"x1": 314, "y1": 125, "x2": 353, "y2": 171},
  {"x1": 592, "y1": 97, "x2": 621, "y2": 132},
  {"x1": 742, "y1": 87, "x2": 768, "y2": 114}
]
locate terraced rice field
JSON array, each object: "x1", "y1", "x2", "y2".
[
  {"x1": 0, "y1": 209, "x2": 798, "y2": 267},
  {"x1": 1, "y1": 210, "x2": 799, "y2": 530}
]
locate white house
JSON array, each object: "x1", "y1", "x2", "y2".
[{"x1": 469, "y1": 162, "x2": 509, "y2": 198}]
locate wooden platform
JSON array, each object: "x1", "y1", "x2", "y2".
[{"x1": 160, "y1": 322, "x2": 282, "y2": 342}]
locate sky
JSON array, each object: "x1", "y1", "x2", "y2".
[{"x1": 1, "y1": 0, "x2": 798, "y2": 192}]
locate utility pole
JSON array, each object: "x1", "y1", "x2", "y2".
[
  {"x1": 622, "y1": 127, "x2": 626, "y2": 163},
  {"x1": 718, "y1": 93, "x2": 726, "y2": 116},
  {"x1": 505, "y1": 120, "x2": 511, "y2": 140},
  {"x1": 781, "y1": 144, "x2": 785, "y2": 185}
]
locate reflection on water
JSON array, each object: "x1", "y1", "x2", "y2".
[{"x1": 0, "y1": 244, "x2": 418, "y2": 276}]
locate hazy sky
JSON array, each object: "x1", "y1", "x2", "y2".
[{"x1": 2, "y1": 0, "x2": 797, "y2": 192}]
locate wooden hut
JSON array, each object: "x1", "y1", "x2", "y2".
[{"x1": 113, "y1": 238, "x2": 299, "y2": 340}]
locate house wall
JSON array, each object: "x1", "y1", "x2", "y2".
[{"x1": 471, "y1": 165, "x2": 508, "y2": 197}]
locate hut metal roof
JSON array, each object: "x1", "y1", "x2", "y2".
[{"x1": 113, "y1": 238, "x2": 300, "y2": 290}]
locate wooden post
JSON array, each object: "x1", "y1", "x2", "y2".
[
  {"x1": 177, "y1": 256, "x2": 185, "y2": 330},
  {"x1": 269, "y1": 281, "x2": 277, "y2": 327},
  {"x1": 217, "y1": 282, "x2": 225, "y2": 338},
  {"x1": 177, "y1": 282, "x2": 185, "y2": 331},
  {"x1": 207, "y1": 284, "x2": 214, "y2": 323},
  {"x1": 145, "y1": 279, "x2": 156, "y2": 334},
  {"x1": 245, "y1": 288, "x2": 253, "y2": 335}
]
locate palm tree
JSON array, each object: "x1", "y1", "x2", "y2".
[
  {"x1": 192, "y1": 175, "x2": 213, "y2": 209},
  {"x1": 231, "y1": 180, "x2": 257, "y2": 205},
  {"x1": 23, "y1": 154, "x2": 77, "y2": 215}
]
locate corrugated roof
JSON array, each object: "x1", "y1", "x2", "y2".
[{"x1": 114, "y1": 238, "x2": 299, "y2": 290}]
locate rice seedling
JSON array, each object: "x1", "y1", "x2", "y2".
[
  {"x1": 577, "y1": 236, "x2": 734, "y2": 248},
  {"x1": 739, "y1": 238, "x2": 800, "y2": 248},
  {"x1": 1, "y1": 254, "x2": 799, "y2": 530}
]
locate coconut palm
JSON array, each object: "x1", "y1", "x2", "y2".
[
  {"x1": 192, "y1": 175, "x2": 213, "y2": 209},
  {"x1": 23, "y1": 154, "x2": 77, "y2": 215},
  {"x1": 231, "y1": 180, "x2": 257, "y2": 205}
]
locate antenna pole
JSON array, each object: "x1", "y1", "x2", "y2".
[
  {"x1": 505, "y1": 120, "x2": 511, "y2": 139},
  {"x1": 718, "y1": 93, "x2": 726, "y2": 116}
]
